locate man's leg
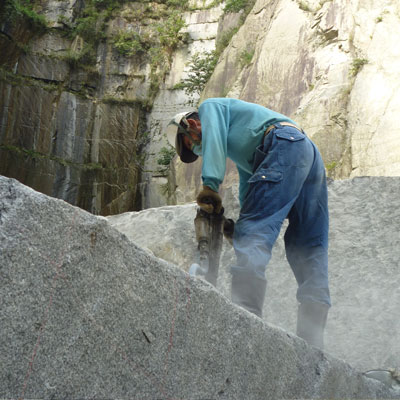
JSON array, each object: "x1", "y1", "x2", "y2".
[
  {"x1": 284, "y1": 150, "x2": 331, "y2": 349},
  {"x1": 231, "y1": 126, "x2": 315, "y2": 317}
]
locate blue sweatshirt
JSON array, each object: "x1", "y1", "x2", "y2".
[{"x1": 198, "y1": 98, "x2": 295, "y2": 206}]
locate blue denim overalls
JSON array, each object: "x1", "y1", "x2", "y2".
[{"x1": 231, "y1": 123, "x2": 331, "y2": 307}]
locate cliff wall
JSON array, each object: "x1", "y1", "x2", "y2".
[
  {"x1": 174, "y1": 0, "x2": 400, "y2": 204},
  {"x1": 1, "y1": 0, "x2": 399, "y2": 212}
]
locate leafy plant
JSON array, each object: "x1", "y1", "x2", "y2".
[
  {"x1": 224, "y1": 0, "x2": 257, "y2": 20},
  {"x1": 3, "y1": 0, "x2": 48, "y2": 32},
  {"x1": 157, "y1": 146, "x2": 176, "y2": 166},
  {"x1": 326, "y1": 161, "x2": 337, "y2": 171},
  {"x1": 155, "y1": 12, "x2": 187, "y2": 54},
  {"x1": 157, "y1": 146, "x2": 176, "y2": 175},
  {"x1": 166, "y1": 0, "x2": 188, "y2": 9},
  {"x1": 72, "y1": 5, "x2": 108, "y2": 45},
  {"x1": 239, "y1": 49, "x2": 254, "y2": 67},
  {"x1": 350, "y1": 58, "x2": 368, "y2": 76},
  {"x1": 113, "y1": 30, "x2": 148, "y2": 56},
  {"x1": 176, "y1": 51, "x2": 218, "y2": 95},
  {"x1": 224, "y1": 0, "x2": 247, "y2": 13},
  {"x1": 144, "y1": 12, "x2": 188, "y2": 100},
  {"x1": 102, "y1": 96, "x2": 142, "y2": 106}
]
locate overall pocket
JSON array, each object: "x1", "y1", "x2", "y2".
[
  {"x1": 252, "y1": 144, "x2": 267, "y2": 172},
  {"x1": 276, "y1": 129, "x2": 309, "y2": 167},
  {"x1": 248, "y1": 168, "x2": 283, "y2": 185},
  {"x1": 243, "y1": 168, "x2": 283, "y2": 214}
]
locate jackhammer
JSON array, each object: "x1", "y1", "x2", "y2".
[{"x1": 189, "y1": 205, "x2": 234, "y2": 287}]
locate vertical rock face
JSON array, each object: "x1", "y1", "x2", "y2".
[
  {"x1": 173, "y1": 0, "x2": 400, "y2": 203},
  {"x1": 1, "y1": 0, "x2": 399, "y2": 212},
  {"x1": 0, "y1": 0, "x2": 149, "y2": 215},
  {"x1": 0, "y1": 0, "x2": 229, "y2": 212},
  {"x1": 141, "y1": 2, "x2": 225, "y2": 208}
]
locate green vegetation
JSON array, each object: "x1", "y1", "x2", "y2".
[
  {"x1": 0, "y1": 66, "x2": 61, "y2": 91},
  {"x1": 326, "y1": 161, "x2": 337, "y2": 171},
  {"x1": 155, "y1": 12, "x2": 187, "y2": 54},
  {"x1": 91, "y1": 0, "x2": 129, "y2": 11},
  {"x1": 215, "y1": 0, "x2": 256, "y2": 58},
  {"x1": 62, "y1": 45, "x2": 97, "y2": 69},
  {"x1": 113, "y1": 30, "x2": 149, "y2": 57},
  {"x1": 165, "y1": 0, "x2": 188, "y2": 9},
  {"x1": 102, "y1": 96, "x2": 143, "y2": 107},
  {"x1": 2, "y1": 0, "x2": 48, "y2": 32},
  {"x1": 350, "y1": 58, "x2": 368, "y2": 76},
  {"x1": 56, "y1": 0, "x2": 144, "y2": 68},
  {"x1": 0, "y1": 144, "x2": 103, "y2": 170},
  {"x1": 226, "y1": 0, "x2": 256, "y2": 18},
  {"x1": 157, "y1": 145, "x2": 176, "y2": 174},
  {"x1": 1, "y1": 0, "x2": 255, "y2": 106},
  {"x1": 175, "y1": 51, "x2": 218, "y2": 96},
  {"x1": 146, "y1": 12, "x2": 188, "y2": 99},
  {"x1": 68, "y1": 4, "x2": 108, "y2": 45},
  {"x1": 0, "y1": 65, "x2": 99, "y2": 99},
  {"x1": 240, "y1": 48, "x2": 254, "y2": 67},
  {"x1": 224, "y1": 0, "x2": 247, "y2": 13},
  {"x1": 172, "y1": 0, "x2": 258, "y2": 99},
  {"x1": 108, "y1": 7, "x2": 188, "y2": 100}
]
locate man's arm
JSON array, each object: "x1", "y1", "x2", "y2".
[
  {"x1": 198, "y1": 100, "x2": 230, "y2": 192},
  {"x1": 237, "y1": 165, "x2": 252, "y2": 207}
]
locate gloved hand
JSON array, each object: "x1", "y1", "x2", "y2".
[
  {"x1": 223, "y1": 218, "x2": 235, "y2": 246},
  {"x1": 196, "y1": 185, "x2": 222, "y2": 214}
]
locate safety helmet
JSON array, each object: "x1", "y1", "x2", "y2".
[{"x1": 166, "y1": 111, "x2": 199, "y2": 164}]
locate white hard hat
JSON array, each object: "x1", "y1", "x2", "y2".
[{"x1": 165, "y1": 111, "x2": 199, "y2": 163}]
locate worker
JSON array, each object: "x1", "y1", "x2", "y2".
[{"x1": 166, "y1": 98, "x2": 331, "y2": 349}]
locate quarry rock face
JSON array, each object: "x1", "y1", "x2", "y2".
[
  {"x1": 2, "y1": 174, "x2": 400, "y2": 399},
  {"x1": 2, "y1": 0, "x2": 400, "y2": 212},
  {"x1": 107, "y1": 176, "x2": 400, "y2": 374},
  {"x1": 0, "y1": 0, "x2": 227, "y2": 213},
  {"x1": 0, "y1": 6, "x2": 148, "y2": 215},
  {"x1": 174, "y1": 0, "x2": 400, "y2": 202}
]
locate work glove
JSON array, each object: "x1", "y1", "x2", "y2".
[
  {"x1": 196, "y1": 185, "x2": 222, "y2": 214},
  {"x1": 223, "y1": 218, "x2": 235, "y2": 246}
]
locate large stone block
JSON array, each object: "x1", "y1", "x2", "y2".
[
  {"x1": 1, "y1": 176, "x2": 399, "y2": 399},
  {"x1": 108, "y1": 177, "x2": 400, "y2": 374}
]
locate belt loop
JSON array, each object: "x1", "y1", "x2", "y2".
[
  {"x1": 263, "y1": 124, "x2": 276, "y2": 139},
  {"x1": 279, "y1": 121, "x2": 304, "y2": 133},
  {"x1": 263, "y1": 121, "x2": 304, "y2": 141}
]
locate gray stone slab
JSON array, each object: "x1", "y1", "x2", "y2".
[
  {"x1": 1, "y1": 176, "x2": 399, "y2": 399},
  {"x1": 107, "y1": 177, "x2": 400, "y2": 374}
]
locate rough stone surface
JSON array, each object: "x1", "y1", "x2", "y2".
[
  {"x1": 0, "y1": 12, "x2": 147, "y2": 216},
  {"x1": 170, "y1": 0, "x2": 400, "y2": 202},
  {"x1": 0, "y1": 79, "x2": 144, "y2": 214},
  {"x1": 1, "y1": 0, "x2": 400, "y2": 212},
  {"x1": 142, "y1": 4, "x2": 225, "y2": 209},
  {"x1": 0, "y1": 0, "x2": 230, "y2": 212},
  {"x1": 2, "y1": 175, "x2": 400, "y2": 399},
  {"x1": 107, "y1": 176, "x2": 400, "y2": 374}
]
